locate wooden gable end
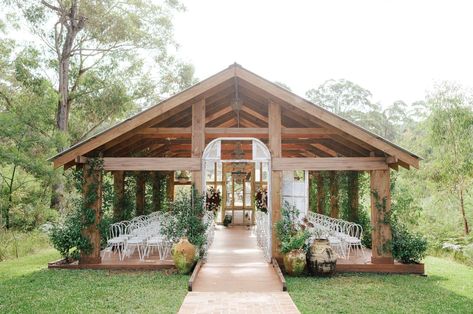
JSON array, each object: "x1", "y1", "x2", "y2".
[{"x1": 51, "y1": 64, "x2": 420, "y2": 169}]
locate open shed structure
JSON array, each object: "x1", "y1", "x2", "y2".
[{"x1": 51, "y1": 64, "x2": 421, "y2": 273}]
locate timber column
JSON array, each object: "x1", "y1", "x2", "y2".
[
  {"x1": 269, "y1": 101, "x2": 282, "y2": 260},
  {"x1": 135, "y1": 172, "x2": 146, "y2": 216},
  {"x1": 370, "y1": 169, "x2": 394, "y2": 264},
  {"x1": 113, "y1": 171, "x2": 125, "y2": 221},
  {"x1": 80, "y1": 161, "x2": 103, "y2": 264},
  {"x1": 191, "y1": 99, "x2": 205, "y2": 193}
]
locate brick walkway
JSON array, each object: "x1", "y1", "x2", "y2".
[{"x1": 178, "y1": 226, "x2": 300, "y2": 314}]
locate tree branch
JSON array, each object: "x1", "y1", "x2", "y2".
[{"x1": 41, "y1": 0, "x2": 63, "y2": 13}]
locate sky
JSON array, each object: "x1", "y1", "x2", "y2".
[{"x1": 173, "y1": 0, "x2": 473, "y2": 106}]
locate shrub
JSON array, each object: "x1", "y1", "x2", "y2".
[
  {"x1": 392, "y1": 222, "x2": 428, "y2": 263},
  {"x1": 161, "y1": 187, "x2": 208, "y2": 255},
  {"x1": 276, "y1": 202, "x2": 310, "y2": 254},
  {"x1": 49, "y1": 206, "x2": 90, "y2": 261}
]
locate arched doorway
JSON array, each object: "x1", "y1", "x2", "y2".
[{"x1": 202, "y1": 138, "x2": 272, "y2": 261}]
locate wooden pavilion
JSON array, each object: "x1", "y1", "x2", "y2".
[{"x1": 50, "y1": 64, "x2": 422, "y2": 273}]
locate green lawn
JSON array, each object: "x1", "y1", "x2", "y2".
[
  {"x1": 1, "y1": 251, "x2": 472, "y2": 314},
  {"x1": 0, "y1": 249, "x2": 188, "y2": 314},
  {"x1": 288, "y1": 257, "x2": 473, "y2": 313}
]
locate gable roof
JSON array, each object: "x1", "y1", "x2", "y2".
[{"x1": 50, "y1": 63, "x2": 420, "y2": 169}]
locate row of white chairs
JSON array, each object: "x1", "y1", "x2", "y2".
[
  {"x1": 105, "y1": 212, "x2": 172, "y2": 261},
  {"x1": 306, "y1": 212, "x2": 366, "y2": 259},
  {"x1": 105, "y1": 211, "x2": 215, "y2": 262}
]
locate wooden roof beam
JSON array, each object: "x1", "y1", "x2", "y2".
[{"x1": 272, "y1": 157, "x2": 390, "y2": 171}]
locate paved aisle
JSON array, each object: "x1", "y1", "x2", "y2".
[{"x1": 178, "y1": 226, "x2": 300, "y2": 314}]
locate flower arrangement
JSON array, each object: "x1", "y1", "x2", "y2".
[
  {"x1": 206, "y1": 186, "x2": 221, "y2": 212},
  {"x1": 255, "y1": 187, "x2": 268, "y2": 213}
]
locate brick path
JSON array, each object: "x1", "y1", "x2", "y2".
[{"x1": 178, "y1": 226, "x2": 300, "y2": 314}]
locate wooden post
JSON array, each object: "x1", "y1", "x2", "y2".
[
  {"x1": 166, "y1": 171, "x2": 175, "y2": 201},
  {"x1": 315, "y1": 172, "x2": 326, "y2": 214},
  {"x1": 269, "y1": 101, "x2": 282, "y2": 260},
  {"x1": 135, "y1": 172, "x2": 146, "y2": 216},
  {"x1": 113, "y1": 171, "x2": 125, "y2": 221},
  {"x1": 152, "y1": 172, "x2": 161, "y2": 211},
  {"x1": 191, "y1": 99, "x2": 205, "y2": 193},
  {"x1": 329, "y1": 171, "x2": 339, "y2": 218},
  {"x1": 347, "y1": 171, "x2": 359, "y2": 222},
  {"x1": 370, "y1": 169, "x2": 394, "y2": 264},
  {"x1": 80, "y1": 163, "x2": 102, "y2": 264}
]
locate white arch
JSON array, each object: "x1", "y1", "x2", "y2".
[{"x1": 202, "y1": 137, "x2": 272, "y2": 261}]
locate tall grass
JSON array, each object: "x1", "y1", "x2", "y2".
[{"x1": 0, "y1": 230, "x2": 51, "y2": 261}]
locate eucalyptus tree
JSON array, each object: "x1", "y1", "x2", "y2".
[
  {"x1": 306, "y1": 79, "x2": 375, "y2": 120},
  {"x1": 2, "y1": 0, "x2": 195, "y2": 210},
  {"x1": 5, "y1": 0, "x2": 186, "y2": 134},
  {"x1": 426, "y1": 82, "x2": 473, "y2": 235},
  {"x1": 0, "y1": 40, "x2": 58, "y2": 228},
  {"x1": 306, "y1": 79, "x2": 375, "y2": 220}
]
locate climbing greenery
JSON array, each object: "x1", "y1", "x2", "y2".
[{"x1": 49, "y1": 158, "x2": 104, "y2": 260}]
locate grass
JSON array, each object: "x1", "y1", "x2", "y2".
[
  {"x1": 0, "y1": 249, "x2": 189, "y2": 314},
  {"x1": 1, "y1": 250, "x2": 472, "y2": 314},
  {"x1": 0, "y1": 230, "x2": 51, "y2": 261},
  {"x1": 288, "y1": 256, "x2": 473, "y2": 313}
]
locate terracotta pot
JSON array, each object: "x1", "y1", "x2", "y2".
[
  {"x1": 171, "y1": 237, "x2": 196, "y2": 274},
  {"x1": 283, "y1": 249, "x2": 306, "y2": 276},
  {"x1": 307, "y1": 239, "x2": 337, "y2": 276}
]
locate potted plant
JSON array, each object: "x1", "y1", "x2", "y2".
[
  {"x1": 275, "y1": 202, "x2": 310, "y2": 276},
  {"x1": 162, "y1": 186, "x2": 208, "y2": 274},
  {"x1": 223, "y1": 214, "x2": 232, "y2": 227}
]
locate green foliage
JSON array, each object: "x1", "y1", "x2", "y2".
[
  {"x1": 49, "y1": 206, "x2": 90, "y2": 261},
  {"x1": 0, "y1": 229, "x2": 50, "y2": 261},
  {"x1": 391, "y1": 221, "x2": 428, "y2": 264},
  {"x1": 162, "y1": 186, "x2": 208, "y2": 253},
  {"x1": 276, "y1": 202, "x2": 310, "y2": 254}
]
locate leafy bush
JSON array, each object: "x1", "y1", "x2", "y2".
[
  {"x1": 161, "y1": 187, "x2": 208, "y2": 255},
  {"x1": 276, "y1": 202, "x2": 310, "y2": 254},
  {"x1": 392, "y1": 222, "x2": 428, "y2": 263},
  {"x1": 49, "y1": 206, "x2": 90, "y2": 261}
]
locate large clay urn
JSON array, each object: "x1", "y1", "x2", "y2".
[
  {"x1": 307, "y1": 239, "x2": 337, "y2": 276},
  {"x1": 283, "y1": 249, "x2": 306, "y2": 276},
  {"x1": 171, "y1": 237, "x2": 196, "y2": 274}
]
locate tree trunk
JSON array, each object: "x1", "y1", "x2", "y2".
[
  {"x1": 460, "y1": 189, "x2": 470, "y2": 235},
  {"x1": 3, "y1": 165, "x2": 16, "y2": 229},
  {"x1": 315, "y1": 172, "x2": 326, "y2": 214},
  {"x1": 135, "y1": 173, "x2": 146, "y2": 216},
  {"x1": 347, "y1": 171, "x2": 359, "y2": 222},
  {"x1": 49, "y1": 0, "x2": 85, "y2": 211},
  {"x1": 329, "y1": 171, "x2": 339, "y2": 218}
]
